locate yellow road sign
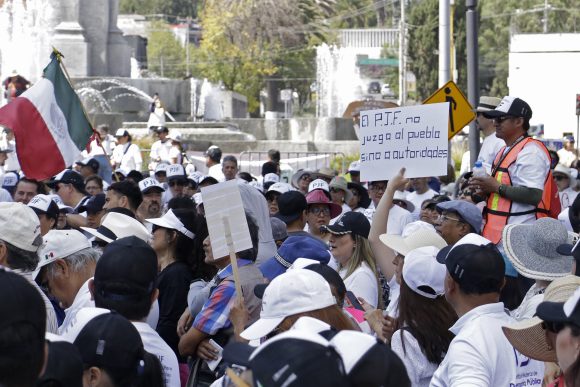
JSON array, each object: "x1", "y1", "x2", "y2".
[{"x1": 423, "y1": 81, "x2": 476, "y2": 140}]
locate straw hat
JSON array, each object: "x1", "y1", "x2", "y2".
[
  {"x1": 502, "y1": 275, "x2": 580, "y2": 362},
  {"x1": 503, "y1": 217, "x2": 575, "y2": 281}
]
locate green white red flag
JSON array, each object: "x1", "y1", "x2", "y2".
[{"x1": 0, "y1": 50, "x2": 93, "y2": 180}]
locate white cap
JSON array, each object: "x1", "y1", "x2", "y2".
[
  {"x1": 379, "y1": 226, "x2": 446, "y2": 256},
  {"x1": 249, "y1": 180, "x2": 263, "y2": 192},
  {"x1": 185, "y1": 164, "x2": 196, "y2": 175},
  {"x1": 290, "y1": 316, "x2": 331, "y2": 334},
  {"x1": 0, "y1": 203, "x2": 42, "y2": 252},
  {"x1": 167, "y1": 164, "x2": 185, "y2": 179},
  {"x1": 437, "y1": 233, "x2": 492, "y2": 262},
  {"x1": 36, "y1": 230, "x2": 91, "y2": 277},
  {"x1": 189, "y1": 171, "x2": 204, "y2": 184},
  {"x1": 308, "y1": 179, "x2": 329, "y2": 193},
  {"x1": 114, "y1": 129, "x2": 128, "y2": 137},
  {"x1": 48, "y1": 194, "x2": 73, "y2": 212},
  {"x1": 240, "y1": 269, "x2": 336, "y2": 340},
  {"x1": 169, "y1": 130, "x2": 182, "y2": 142},
  {"x1": 81, "y1": 212, "x2": 151, "y2": 243},
  {"x1": 146, "y1": 209, "x2": 195, "y2": 239},
  {"x1": 402, "y1": 246, "x2": 446, "y2": 299},
  {"x1": 138, "y1": 177, "x2": 165, "y2": 194},
  {"x1": 329, "y1": 330, "x2": 378, "y2": 373},
  {"x1": 155, "y1": 162, "x2": 169, "y2": 174},
  {"x1": 264, "y1": 173, "x2": 280, "y2": 184},
  {"x1": 1, "y1": 172, "x2": 18, "y2": 187},
  {"x1": 266, "y1": 182, "x2": 292, "y2": 195},
  {"x1": 28, "y1": 194, "x2": 58, "y2": 215},
  {"x1": 290, "y1": 258, "x2": 321, "y2": 270},
  {"x1": 348, "y1": 160, "x2": 361, "y2": 173}
]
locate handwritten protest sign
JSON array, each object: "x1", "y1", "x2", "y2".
[
  {"x1": 201, "y1": 180, "x2": 252, "y2": 300},
  {"x1": 359, "y1": 103, "x2": 449, "y2": 181}
]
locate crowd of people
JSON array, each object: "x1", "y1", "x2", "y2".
[{"x1": 2, "y1": 94, "x2": 580, "y2": 387}]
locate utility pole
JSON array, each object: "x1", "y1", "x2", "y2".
[
  {"x1": 450, "y1": 0, "x2": 457, "y2": 82},
  {"x1": 398, "y1": 0, "x2": 407, "y2": 105},
  {"x1": 466, "y1": 0, "x2": 480, "y2": 165},
  {"x1": 543, "y1": 0, "x2": 549, "y2": 33},
  {"x1": 439, "y1": 0, "x2": 450, "y2": 86},
  {"x1": 186, "y1": 16, "x2": 191, "y2": 77}
]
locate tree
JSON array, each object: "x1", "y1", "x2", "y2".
[
  {"x1": 147, "y1": 21, "x2": 187, "y2": 78},
  {"x1": 120, "y1": 0, "x2": 197, "y2": 19}
]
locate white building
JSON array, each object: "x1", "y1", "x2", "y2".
[{"x1": 509, "y1": 33, "x2": 580, "y2": 139}]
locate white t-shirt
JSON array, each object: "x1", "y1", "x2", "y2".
[
  {"x1": 88, "y1": 134, "x2": 116, "y2": 156},
  {"x1": 430, "y1": 302, "x2": 544, "y2": 387},
  {"x1": 150, "y1": 140, "x2": 173, "y2": 165},
  {"x1": 339, "y1": 262, "x2": 378, "y2": 308},
  {"x1": 133, "y1": 321, "x2": 180, "y2": 387},
  {"x1": 406, "y1": 189, "x2": 437, "y2": 218},
  {"x1": 112, "y1": 142, "x2": 142, "y2": 172},
  {"x1": 478, "y1": 132, "x2": 505, "y2": 167},
  {"x1": 511, "y1": 283, "x2": 545, "y2": 321},
  {"x1": 558, "y1": 147, "x2": 577, "y2": 168},
  {"x1": 385, "y1": 275, "x2": 400, "y2": 318},
  {"x1": 208, "y1": 164, "x2": 225, "y2": 182},
  {"x1": 59, "y1": 279, "x2": 95, "y2": 334},
  {"x1": 169, "y1": 146, "x2": 182, "y2": 165},
  {"x1": 392, "y1": 329, "x2": 439, "y2": 387},
  {"x1": 559, "y1": 187, "x2": 578, "y2": 210},
  {"x1": 363, "y1": 202, "x2": 414, "y2": 237}
]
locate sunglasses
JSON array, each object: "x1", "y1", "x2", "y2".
[
  {"x1": 554, "y1": 175, "x2": 569, "y2": 181},
  {"x1": 542, "y1": 321, "x2": 566, "y2": 334},
  {"x1": 494, "y1": 116, "x2": 515, "y2": 124}
]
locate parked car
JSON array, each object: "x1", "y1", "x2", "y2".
[
  {"x1": 367, "y1": 81, "x2": 381, "y2": 94},
  {"x1": 381, "y1": 83, "x2": 395, "y2": 97}
]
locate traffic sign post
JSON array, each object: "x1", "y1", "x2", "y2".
[{"x1": 423, "y1": 80, "x2": 476, "y2": 140}]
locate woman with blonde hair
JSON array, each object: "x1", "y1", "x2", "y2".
[{"x1": 322, "y1": 211, "x2": 381, "y2": 308}]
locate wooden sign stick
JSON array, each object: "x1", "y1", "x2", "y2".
[{"x1": 222, "y1": 216, "x2": 243, "y2": 303}]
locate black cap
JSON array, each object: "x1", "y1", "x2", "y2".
[
  {"x1": 94, "y1": 236, "x2": 158, "y2": 299},
  {"x1": 155, "y1": 126, "x2": 169, "y2": 133},
  {"x1": 205, "y1": 145, "x2": 222, "y2": 161},
  {"x1": 0, "y1": 269, "x2": 46, "y2": 334},
  {"x1": 75, "y1": 158, "x2": 100, "y2": 173},
  {"x1": 436, "y1": 238, "x2": 505, "y2": 288},
  {"x1": 537, "y1": 288, "x2": 580, "y2": 326},
  {"x1": 321, "y1": 211, "x2": 370, "y2": 239},
  {"x1": 47, "y1": 170, "x2": 86, "y2": 192},
  {"x1": 483, "y1": 96, "x2": 533, "y2": 120},
  {"x1": 73, "y1": 312, "x2": 145, "y2": 374},
  {"x1": 38, "y1": 341, "x2": 83, "y2": 387},
  {"x1": 78, "y1": 193, "x2": 106, "y2": 214},
  {"x1": 275, "y1": 191, "x2": 307, "y2": 224}
]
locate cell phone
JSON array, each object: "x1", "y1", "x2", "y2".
[
  {"x1": 345, "y1": 291, "x2": 365, "y2": 311},
  {"x1": 205, "y1": 339, "x2": 223, "y2": 372}
]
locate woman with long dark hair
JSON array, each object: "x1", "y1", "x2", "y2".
[{"x1": 390, "y1": 246, "x2": 457, "y2": 386}]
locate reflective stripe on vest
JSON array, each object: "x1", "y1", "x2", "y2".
[{"x1": 483, "y1": 137, "x2": 552, "y2": 244}]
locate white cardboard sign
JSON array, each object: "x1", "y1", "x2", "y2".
[
  {"x1": 359, "y1": 103, "x2": 449, "y2": 181},
  {"x1": 201, "y1": 180, "x2": 252, "y2": 259}
]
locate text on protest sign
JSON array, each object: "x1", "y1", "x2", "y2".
[
  {"x1": 359, "y1": 103, "x2": 449, "y2": 181},
  {"x1": 201, "y1": 180, "x2": 253, "y2": 259}
]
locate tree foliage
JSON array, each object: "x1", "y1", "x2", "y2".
[
  {"x1": 120, "y1": 0, "x2": 196, "y2": 19},
  {"x1": 147, "y1": 21, "x2": 188, "y2": 78}
]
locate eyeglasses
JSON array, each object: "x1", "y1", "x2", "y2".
[
  {"x1": 438, "y1": 214, "x2": 462, "y2": 223},
  {"x1": 494, "y1": 116, "x2": 515, "y2": 124},
  {"x1": 169, "y1": 180, "x2": 186, "y2": 187},
  {"x1": 370, "y1": 184, "x2": 387, "y2": 192},
  {"x1": 309, "y1": 207, "x2": 331, "y2": 216},
  {"x1": 300, "y1": 174, "x2": 312, "y2": 181},
  {"x1": 542, "y1": 321, "x2": 566, "y2": 334}
]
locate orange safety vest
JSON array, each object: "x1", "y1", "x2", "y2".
[{"x1": 482, "y1": 137, "x2": 559, "y2": 244}]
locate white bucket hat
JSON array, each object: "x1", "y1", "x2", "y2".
[
  {"x1": 82, "y1": 212, "x2": 151, "y2": 244},
  {"x1": 240, "y1": 269, "x2": 335, "y2": 340},
  {"x1": 380, "y1": 224, "x2": 447, "y2": 256}
]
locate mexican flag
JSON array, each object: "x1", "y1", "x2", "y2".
[{"x1": 0, "y1": 51, "x2": 93, "y2": 180}]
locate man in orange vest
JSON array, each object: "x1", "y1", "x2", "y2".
[{"x1": 469, "y1": 96, "x2": 556, "y2": 306}]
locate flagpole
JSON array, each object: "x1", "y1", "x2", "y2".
[{"x1": 52, "y1": 47, "x2": 118, "y2": 182}]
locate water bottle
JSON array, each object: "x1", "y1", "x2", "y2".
[{"x1": 472, "y1": 160, "x2": 487, "y2": 177}]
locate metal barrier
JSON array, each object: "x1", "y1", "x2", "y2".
[{"x1": 239, "y1": 151, "x2": 346, "y2": 182}]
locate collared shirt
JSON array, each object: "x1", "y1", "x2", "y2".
[
  {"x1": 59, "y1": 279, "x2": 94, "y2": 334},
  {"x1": 192, "y1": 259, "x2": 253, "y2": 335},
  {"x1": 14, "y1": 269, "x2": 59, "y2": 334},
  {"x1": 478, "y1": 132, "x2": 505, "y2": 167},
  {"x1": 430, "y1": 302, "x2": 544, "y2": 387}
]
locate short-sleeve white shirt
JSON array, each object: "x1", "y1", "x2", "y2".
[
  {"x1": 478, "y1": 132, "x2": 505, "y2": 166},
  {"x1": 339, "y1": 262, "x2": 378, "y2": 308}
]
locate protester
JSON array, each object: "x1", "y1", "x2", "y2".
[
  {"x1": 149, "y1": 126, "x2": 172, "y2": 171},
  {"x1": 347, "y1": 160, "x2": 361, "y2": 183},
  {"x1": 27, "y1": 194, "x2": 59, "y2": 235},
  {"x1": 103, "y1": 179, "x2": 143, "y2": 214},
  {"x1": 435, "y1": 200, "x2": 482, "y2": 245},
  {"x1": 270, "y1": 217, "x2": 288, "y2": 248},
  {"x1": 329, "y1": 176, "x2": 353, "y2": 214},
  {"x1": 137, "y1": 177, "x2": 165, "y2": 222},
  {"x1": 169, "y1": 130, "x2": 184, "y2": 165},
  {"x1": 178, "y1": 214, "x2": 264, "y2": 385},
  {"x1": 536, "y1": 288, "x2": 580, "y2": 387},
  {"x1": 430, "y1": 233, "x2": 544, "y2": 386},
  {"x1": 86, "y1": 124, "x2": 115, "y2": 183},
  {"x1": 79, "y1": 193, "x2": 106, "y2": 229},
  {"x1": 47, "y1": 170, "x2": 90, "y2": 212},
  {"x1": 347, "y1": 181, "x2": 370, "y2": 213},
  {"x1": 392, "y1": 190, "x2": 415, "y2": 213},
  {"x1": 475, "y1": 96, "x2": 504, "y2": 167},
  {"x1": 14, "y1": 177, "x2": 46, "y2": 204},
  {"x1": 365, "y1": 179, "x2": 414, "y2": 234},
  {"x1": 305, "y1": 189, "x2": 341, "y2": 241},
  {"x1": 165, "y1": 164, "x2": 188, "y2": 203},
  {"x1": 558, "y1": 135, "x2": 577, "y2": 167},
  {"x1": 112, "y1": 129, "x2": 142, "y2": 172},
  {"x1": 389, "y1": 246, "x2": 457, "y2": 386},
  {"x1": 222, "y1": 155, "x2": 238, "y2": 181},
  {"x1": 406, "y1": 177, "x2": 438, "y2": 218},
  {"x1": 553, "y1": 164, "x2": 578, "y2": 209},
  {"x1": 0, "y1": 269, "x2": 47, "y2": 387},
  {"x1": 62, "y1": 308, "x2": 164, "y2": 387},
  {"x1": 264, "y1": 182, "x2": 292, "y2": 216},
  {"x1": 84, "y1": 174, "x2": 105, "y2": 196},
  {"x1": 205, "y1": 145, "x2": 225, "y2": 182},
  {"x1": 419, "y1": 196, "x2": 450, "y2": 225},
  {"x1": 90, "y1": 236, "x2": 181, "y2": 387},
  {"x1": 503, "y1": 217, "x2": 574, "y2": 320},
  {"x1": 290, "y1": 169, "x2": 312, "y2": 195},
  {"x1": 322, "y1": 211, "x2": 380, "y2": 308},
  {"x1": 36, "y1": 230, "x2": 98, "y2": 333},
  {"x1": 75, "y1": 157, "x2": 100, "y2": 178},
  {"x1": 313, "y1": 167, "x2": 336, "y2": 184},
  {"x1": 154, "y1": 162, "x2": 169, "y2": 183},
  {"x1": 1, "y1": 170, "x2": 19, "y2": 197}
]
